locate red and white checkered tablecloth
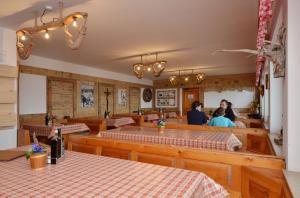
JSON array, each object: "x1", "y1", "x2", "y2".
[
  {"x1": 22, "y1": 123, "x2": 90, "y2": 138},
  {"x1": 144, "y1": 114, "x2": 160, "y2": 121},
  {"x1": 106, "y1": 117, "x2": 136, "y2": 127},
  {"x1": 99, "y1": 127, "x2": 242, "y2": 151},
  {"x1": 0, "y1": 149, "x2": 228, "y2": 198}
]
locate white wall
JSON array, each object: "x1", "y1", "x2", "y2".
[
  {"x1": 20, "y1": 55, "x2": 153, "y2": 86},
  {"x1": 204, "y1": 90, "x2": 255, "y2": 108},
  {"x1": 0, "y1": 27, "x2": 17, "y2": 149},
  {"x1": 269, "y1": 62, "x2": 283, "y2": 134},
  {"x1": 140, "y1": 88, "x2": 153, "y2": 109},
  {"x1": 285, "y1": 0, "x2": 300, "y2": 172},
  {"x1": 19, "y1": 73, "x2": 47, "y2": 115}
]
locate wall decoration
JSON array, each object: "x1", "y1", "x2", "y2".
[
  {"x1": 80, "y1": 84, "x2": 95, "y2": 108},
  {"x1": 143, "y1": 88, "x2": 153, "y2": 102},
  {"x1": 118, "y1": 89, "x2": 128, "y2": 106},
  {"x1": 155, "y1": 88, "x2": 177, "y2": 108}
]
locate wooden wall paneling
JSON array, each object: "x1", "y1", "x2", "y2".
[
  {"x1": 129, "y1": 87, "x2": 140, "y2": 113},
  {"x1": 20, "y1": 65, "x2": 153, "y2": 115},
  {"x1": 20, "y1": 65, "x2": 151, "y2": 89},
  {"x1": 0, "y1": 65, "x2": 18, "y2": 128},
  {"x1": 0, "y1": 77, "x2": 17, "y2": 103},
  {"x1": 0, "y1": 65, "x2": 18, "y2": 78},
  {"x1": 153, "y1": 73, "x2": 256, "y2": 92},
  {"x1": 47, "y1": 78, "x2": 75, "y2": 118}
]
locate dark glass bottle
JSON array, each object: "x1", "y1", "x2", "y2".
[
  {"x1": 45, "y1": 113, "x2": 49, "y2": 126},
  {"x1": 57, "y1": 128, "x2": 62, "y2": 158},
  {"x1": 50, "y1": 137, "x2": 58, "y2": 164}
]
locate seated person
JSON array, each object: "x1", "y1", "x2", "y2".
[
  {"x1": 213, "y1": 99, "x2": 236, "y2": 121},
  {"x1": 187, "y1": 101, "x2": 208, "y2": 125},
  {"x1": 209, "y1": 107, "x2": 236, "y2": 127}
]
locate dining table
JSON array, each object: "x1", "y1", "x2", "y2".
[
  {"x1": 22, "y1": 123, "x2": 90, "y2": 138},
  {"x1": 105, "y1": 117, "x2": 136, "y2": 128},
  {"x1": 98, "y1": 126, "x2": 242, "y2": 151},
  {"x1": 0, "y1": 146, "x2": 229, "y2": 198}
]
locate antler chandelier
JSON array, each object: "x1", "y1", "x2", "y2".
[
  {"x1": 16, "y1": 1, "x2": 88, "y2": 60},
  {"x1": 133, "y1": 53, "x2": 166, "y2": 79},
  {"x1": 168, "y1": 68, "x2": 206, "y2": 85}
]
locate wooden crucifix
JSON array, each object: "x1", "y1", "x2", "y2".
[{"x1": 104, "y1": 88, "x2": 111, "y2": 118}]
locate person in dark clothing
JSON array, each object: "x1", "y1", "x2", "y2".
[
  {"x1": 187, "y1": 101, "x2": 208, "y2": 125},
  {"x1": 225, "y1": 101, "x2": 236, "y2": 121},
  {"x1": 212, "y1": 99, "x2": 236, "y2": 121}
]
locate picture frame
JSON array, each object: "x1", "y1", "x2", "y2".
[{"x1": 155, "y1": 88, "x2": 177, "y2": 108}]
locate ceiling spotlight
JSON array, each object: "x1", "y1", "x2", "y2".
[
  {"x1": 147, "y1": 67, "x2": 152, "y2": 72},
  {"x1": 44, "y1": 30, "x2": 50, "y2": 39},
  {"x1": 184, "y1": 76, "x2": 189, "y2": 82},
  {"x1": 20, "y1": 35, "x2": 26, "y2": 41},
  {"x1": 72, "y1": 17, "x2": 77, "y2": 27}
]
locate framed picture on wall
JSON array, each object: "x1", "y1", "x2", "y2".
[
  {"x1": 80, "y1": 84, "x2": 95, "y2": 108},
  {"x1": 155, "y1": 88, "x2": 177, "y2": 108},
  {"x1": 118, "y1": 88, "x2": 127, "y2": 106}
]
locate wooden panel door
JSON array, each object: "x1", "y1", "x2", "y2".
[{"x1": 183, "y1": 88, "x2": 199, "y2": 114}]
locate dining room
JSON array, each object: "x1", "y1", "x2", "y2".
[{"x1": 0, "y1": 0, "x2": 299, "y2": 197}]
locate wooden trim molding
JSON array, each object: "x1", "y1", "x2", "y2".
[{"x1": 153, "y1": 73, "x2": 256, "y2": 92}]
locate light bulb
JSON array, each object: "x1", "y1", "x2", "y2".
[
  {"x1": 147, "y1": 67, "x2": 152, "y2": 72},
  {"x1": 185, "y1": 77, "x2": 189, "y2": 81},
  {"x1": 72, "y1": 20, "x2": 77, "y2": 27},
  {"x1": 158, "y1": 64, "x2": 162, "y2": 68},
  {"x1": 44, "y1": 31, "x2": 50, "y2": 39},
  {"x1": 137, "y1": 66, "x2": 141, "y2": 71},
  {"x1": 20, "y1": 35, "x2": 26, "y2": 41}
]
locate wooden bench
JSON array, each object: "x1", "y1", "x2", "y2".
[{"x1": 67, "y1": 134, "x2": 287, "y2": 197}]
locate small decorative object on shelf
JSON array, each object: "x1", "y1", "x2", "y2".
[
  {"x1": 157, "y1": 119, "x2": 166, "y2": 133},
  {"x1": 25, "y1": 144, "x2": 47, "y2": 170}
]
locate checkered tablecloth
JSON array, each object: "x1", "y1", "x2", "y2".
[
  {"x1": 106, "y1": 117, "x2": 136, "y2": 127},
  {"x1": 22, "y1": 123, "x2": 90, "y2": 138},
  {"x1": 144, "y1": 114, "x2": 160, "y2": 121},
  {"x1": 99, "y1": 127, "x2": 242, "y2": 151},
  {"x1": 0, "y1": 148, "x2": 228, "y2": 198}
]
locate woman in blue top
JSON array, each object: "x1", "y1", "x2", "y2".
[{"x1": 209, "y1": 107, "x2": 236, "y2": 128}]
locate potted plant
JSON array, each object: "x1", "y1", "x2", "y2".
[
  {"x1": 157, "y1": 119, "x2": 166, "y2": 133},
  {"x1": 25, "y1": 144, "x2": 47, "y2": 170}
]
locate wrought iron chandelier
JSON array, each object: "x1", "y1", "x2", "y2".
[
  {"x1": 133, "y1": 53, "x2": 166, "y2": 79},
  {"x1": 168, "y1": 68, "x2": 206, "y2": 85},
  {"x1": 16, "y1": 1, "x2": 88, "y2": 60}
]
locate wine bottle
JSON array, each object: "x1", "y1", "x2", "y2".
[
  {"x1": 50, "y1": 137, "x2": 58, "y2": 164},
  {"x1": 57, "y1": 128, "x2": 62, "y2": 158}
]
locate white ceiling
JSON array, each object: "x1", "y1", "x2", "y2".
[{"x1": 0, "y1": 0, "x2": 258, "y2": 80}]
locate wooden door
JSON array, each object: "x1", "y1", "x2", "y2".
[{"x1": 183, "y1": 88, "x2": 199, "y2": 114}]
